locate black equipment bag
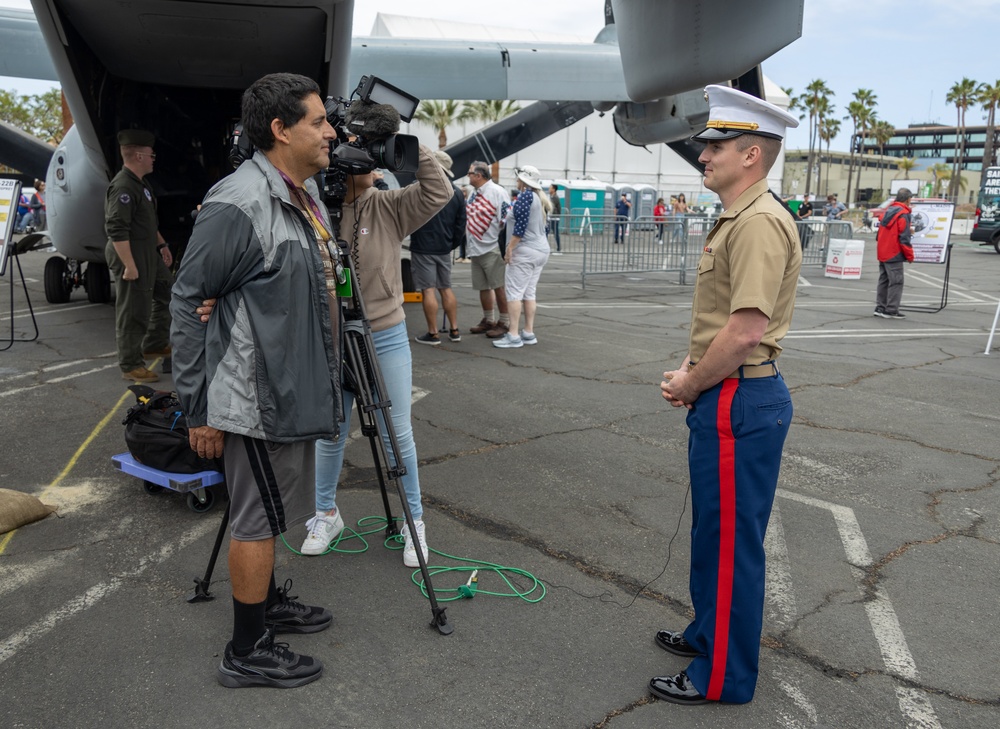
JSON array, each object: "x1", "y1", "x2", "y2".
[{"x1": 122, "y1": 385, "x2": 222, "y2": 474}]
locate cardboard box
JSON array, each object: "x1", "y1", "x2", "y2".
[{"x1": 824, "y1": 238, "x2": 864, "y2": 279}]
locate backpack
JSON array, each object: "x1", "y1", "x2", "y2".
[{"x1": 122, "y1": 385, "x2": 222, "y2": 474}]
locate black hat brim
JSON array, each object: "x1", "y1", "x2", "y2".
[{"x1": 691, "y1": 127, "x2": 745, "y2": 142}]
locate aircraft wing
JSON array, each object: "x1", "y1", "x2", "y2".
[
  {"x1": 348, "y1": 38, "x2": 626, "y2": 103},
  {"x1": 0, "y1": 8, "x2": 56, "y2": 82}
]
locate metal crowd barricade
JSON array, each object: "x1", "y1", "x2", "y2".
[
  {"x1": 796, "y1": 219, "x2": 854, "y2": 267},
  {"x1": 576, "y1": 214, "x2": 718, "y2": 288},
  {"x1": 571, "y1": 214, "x2": 843, "y2": 287}
]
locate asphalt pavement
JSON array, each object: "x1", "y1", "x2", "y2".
[{"x1": 1, "y1": 234, "x2": 998, "y2": 728}]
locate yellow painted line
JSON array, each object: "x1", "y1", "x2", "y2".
[{"x1": 0, "y1": 378, "x2": 144, "y2": 555}]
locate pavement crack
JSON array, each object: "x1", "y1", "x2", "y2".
[
  {"x1": 588, "y1": 695, "x2": 657, "y2": 728},
  {"x1": 791, "y1": 416, "x2": 1000, "y2": 463},
  {"x1": 420, "y1": 493, "x2": 693, "y2": 615}
]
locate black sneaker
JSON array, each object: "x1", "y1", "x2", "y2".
[
  {"x1": 414, "y1": 332, "x2": 441, "y2": 346},
  {"x1": 217, "y1": 628, "x2": 323, "y2": 688},
  {"x1": 888, "y1": 312, "x2": 906, "y2": 319},
  {"x1": 265, "y1": 579, "x2": 332, "y2": 634}
]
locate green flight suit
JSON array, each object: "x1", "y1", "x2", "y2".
[{"x1": 104, "y1": 167, "x2": 172, "y2": 372}]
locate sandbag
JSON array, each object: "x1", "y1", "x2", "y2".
[{"x1": 0, "y1": 488, "x2": 56, "y2": 534}]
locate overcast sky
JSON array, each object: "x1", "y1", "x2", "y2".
[{"x1": 2, "y1": 0, "x2": 997, "y2": 152}]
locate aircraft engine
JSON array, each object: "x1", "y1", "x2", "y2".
[{"x1": 611, "y1": 90, "x2": 708, "y2": 148}]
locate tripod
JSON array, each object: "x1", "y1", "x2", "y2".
[{"x1": 334, "y1": 238, "x2": 453, "y2": 636}]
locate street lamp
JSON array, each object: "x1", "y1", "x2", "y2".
[{"x1": 582, "y1": 127, "x2": 595, "y2": 177}]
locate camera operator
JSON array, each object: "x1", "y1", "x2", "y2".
[
  {"x1": 170, "y1": 72, "x2": 343, "y2": 689},
  {"x1": 300, "y1": 141, "x2": 452, "y2": 565}
]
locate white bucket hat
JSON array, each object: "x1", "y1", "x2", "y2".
[{"x1": 514, "y1": 165, "x2": 543, "y2": 190}]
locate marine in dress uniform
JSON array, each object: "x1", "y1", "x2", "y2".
[
  {"x1": 105, "y1": 129, "x2": 173, "y2": 382},
  {"x1": 650, "y1": 85, "x2": 802, "y2": 705}
]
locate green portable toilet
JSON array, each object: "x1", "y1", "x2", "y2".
[{"x1": 564, "y1": 179, "x2": 610, "y2": 234}]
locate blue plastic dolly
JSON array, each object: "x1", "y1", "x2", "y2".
[{"x1": 112, "y1": 452, "x2": 225, "y2": 513}]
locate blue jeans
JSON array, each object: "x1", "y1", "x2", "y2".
[
  {"x1": 549, "y1": 219, "x2": 561, "y2": 251},
  {"x1": 314, "y1": 320, "x2": 422, "y2": 520}
]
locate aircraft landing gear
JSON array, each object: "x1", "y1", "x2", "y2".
[
  {"x1": 43, "y1": 257, "x2": 112, "y2": 304},
  {"x1": 44, "y1": 257, "x2": 76, "y2": 303},
  {"x1": 84, "y1": 261, "x2": 111, "y2": 303}
]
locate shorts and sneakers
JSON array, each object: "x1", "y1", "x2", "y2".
[
  {"x1": 216, "y1": 434, "x2": 332, "y2": 689},
  {"x1": 468, "y1": 249, "x2": 517, "y2": 340},
  {"x1": 492, "y1": 247, "x2": 547, "y2": 349},
  {"x1": 410, "y1": 253, "x2": 460, "y2": 345}
]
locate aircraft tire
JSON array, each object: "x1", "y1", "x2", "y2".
[
  {"x1": 44, "y1": 257, "x2": 72, "y2": 304},
  {"x1": 85, "y1": 262, "x2": 111, "y2": 304}
]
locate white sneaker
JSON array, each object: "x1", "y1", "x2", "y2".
[
  {"x1": 400, "y1": 519, "x2": 428, "y2": 567},
  {"x1": 492, "y1": 332, "x2": 523, "y2": 349},
  {"x1": 300, "y1": 510, "x2": 344, "y2": 555}
]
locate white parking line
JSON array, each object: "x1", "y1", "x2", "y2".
[
  {"x1": 778, "y1": 489, "x2": 942, "y2": 729},
  {"x1": 0, "y1": 364, "x2": 120, "y2": 398},
  {"x1": 765, "y1": 504, "x2": 820, "y2": 722},
  {"x1": 0, "y1": 519, "x2": 217, "y2": 665}
]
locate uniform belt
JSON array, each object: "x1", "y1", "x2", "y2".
[
  {"x1": 688, "y1": 360, "x2": 779, "y2": 380},
  {"x1": 725, "y1": 362, "x2": 778, "y2": 380}
]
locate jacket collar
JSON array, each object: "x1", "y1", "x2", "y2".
[{"x1": 250, "y1": 151, "x2": 322, "y2": 206}]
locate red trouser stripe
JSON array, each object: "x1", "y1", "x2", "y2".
[{"x1": 707, "y1": 378, "x2": 739, "y2": 700}]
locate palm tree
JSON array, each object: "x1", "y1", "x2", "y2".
[
  {"x1": 458, "y1": 100, "x2": 521, "y2": 179},
  {"x1": 871, "y1": 120, "x2": 896, "y2": 199},
  {"x1": 798, "y1": 80, "x2": 833, "y2": 196},
  {"x1": 928, "y1": 162, "x2": 951, "y2": 196},
  {"x1": 896, "y1": 156, "x2": 917, "y2": 180},
  {"x1": 945, "y1": 78, "x2": 981, "y2": 199},
  {"x1": 978, "y1": 80, "x2": 1000, "y2": 189},
  {"x1": 412, "y1": 100, "x2": 464, "y2": 149},
  {"x1": 818, "y1": 115, "x2": 841, "y2": 197},
  {"x1": 850, "y1": 89, "x2": 877, "y2": 205},
  {"x1": 844, "y1": 91, "x2": 876, "y2": 205}
]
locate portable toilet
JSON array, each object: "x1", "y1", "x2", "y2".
[
  {"x1": 632, "y1": 184, "x2": 658, "y2": 221},
  {"x1": 564, "y1": 179, "x2": 609, "y2": 234}
]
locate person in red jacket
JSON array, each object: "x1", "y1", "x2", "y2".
[{"x1": 874, "y1": 188, "x2": 913, "y2": 319}]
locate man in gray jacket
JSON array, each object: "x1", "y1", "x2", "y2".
[{"x1": 170, "y1": 73, "x2": 342, "y2": 689}]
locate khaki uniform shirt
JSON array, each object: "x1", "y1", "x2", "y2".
[{"x1": 689, "y1": 179, "x2": 801, "y2": 365}]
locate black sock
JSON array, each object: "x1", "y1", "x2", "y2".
[
  {"x1": 231, "y1": 597, "x2": 267, "y2": 656},
  {"x1": 266, "y1": 573, "x2": 278, "y2": 609}
]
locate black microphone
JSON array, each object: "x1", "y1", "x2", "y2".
[{"x1": 345, "y1": 100, "x2": 401, "y2": 141}]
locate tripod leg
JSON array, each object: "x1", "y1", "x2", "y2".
[
  {"x1": 188, "y1": 500, "x2": 231, "y2": 603},
  {"x1": 341, "y1": 319, "x2": 453, "y2": 635},
  {"x1": 342, "y1": 330, "x2": 398, "y2": 537}
]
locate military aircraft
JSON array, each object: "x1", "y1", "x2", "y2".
[{"x1": 0, "y1": 0, "x2": 802, "y2": 304}]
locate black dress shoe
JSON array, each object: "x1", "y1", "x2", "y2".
[
  {"x1": 654, "y1": 629, "x2": 699, "y2": 657},
  {"x1": 648, "y1": 670, "x2": 709, "y2": 705}
]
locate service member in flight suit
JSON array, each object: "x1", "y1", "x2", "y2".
[
  {"x1": 105, "y1": 129, "x2": 173, "y2": 383},
  {"x1": 651, "y1": 85, "x2": 802, "y2": 705}
]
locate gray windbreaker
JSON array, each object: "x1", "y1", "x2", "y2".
[{"x1": 170, "y1": 152, "x2": 342, "y2": 442}]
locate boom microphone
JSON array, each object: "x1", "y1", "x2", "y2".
[{"x1": 345, "y1": 100, "x2": 401, "y2": 141}]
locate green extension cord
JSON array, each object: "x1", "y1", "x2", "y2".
[{"x1": 280, "y1": 515, "x2": 545, "y2": 604}]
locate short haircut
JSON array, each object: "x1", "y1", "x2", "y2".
[
  {"x1": 241, "y1": 73, "x2": 321, "y2": 152},
  {"x1": 895, "y1": 187, "x2": 913, "y2": 202},
  {"x1": 735, "y1": 133, "x2": 782, "y2": 172},
  {"x1": 470, "y1": 161, "x2": 491, "y2": 180}
]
